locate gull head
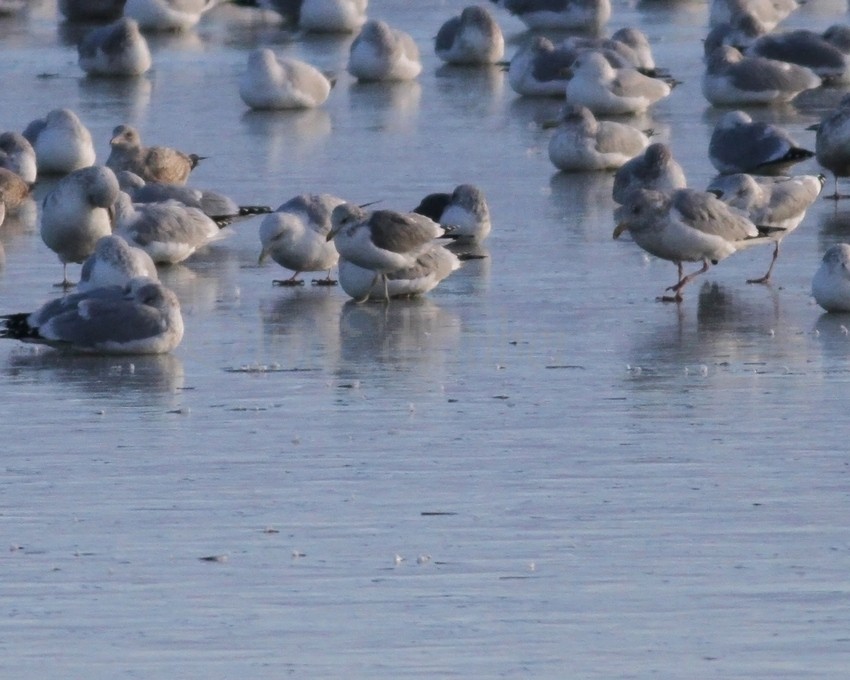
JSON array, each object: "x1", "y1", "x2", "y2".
[{"x1": 328, "y1": 203, "x2": 368, "y2": 241}]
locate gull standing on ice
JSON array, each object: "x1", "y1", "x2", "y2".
[
  {"x1": 708, "y1": 110, "x2": 814, "y2": 175},
  {"x1": 412, "y1": 184, "x2": 492, "y2": 244},
  {"x1": 112, "y1": 191, "x2": 227, "y2": 265},
  {"x1": 812, "y1": 244, "x2": 850, "y2": 313},
  {"x1": 613, "y1": 188, "x2": 775, "y2": 301},
  {"x1": 239, "y1": 48, "x2": 332, "y2": 110},
  {"x1": 23, "y1": 108, "x2": 96, "y2": 176},
  {"x1": 566, "y1": 51, "x2": 671, "y2": 116},
  {"x1": 338, "y1": 244, "x2": 460, "y2": 302},
  {"x1": 347, "y1": 20, "x2": 421, "y2": 82},
  {"x1": 78, "y1": 17, "x2": 152, "y2": 77},
  {"x1": 489, "y1": 0, "x2": 611, "y2": 33},
  {"x1": 813, "y1": 94, "x2": 850, "y2": 199},
  {"x1": 702, "y1": 46, "x2": 821, "y2": 106},
  {"x1": 327, "y1": 203, "x2": 447, "y2": 300},
  {"x1": 547, "y1": 104, "x2": 650, "y2": 172},
  {"x1": 258, "y1": 193, "x2": 347, "y2": 286},
  {"x1": 78, "y1": 234, "x2": 159, "y2": 292},
  {"x1": 0, "y1": 132, "x2": 36, "y2": 184},
  {"x1": 612, "y1": 143, "x2": 687, "y2": 204},
  {"x1": 708, "y1": 172, "x2": 824, "y2": 283},
  {"x1": 0, "y1": 277, "x2": 184, "y2": 355},
  {"x1": 40, "y1": 165, "x2": 121, "y2": 287},
  {"x1": 435, "y1": 5, "x2": 505, "y2": 66},
  {"x1": 107, "y1": 124, "x2": 204, "y2": 185}
]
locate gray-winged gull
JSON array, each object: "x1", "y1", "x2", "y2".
[
  {"x1": 78, "y1": 234, "x2": 159, "y2": 292},
  {"x1": 435, "y1": 5, "x2": 505, "y2": 66},
  {"x1": 490, "y1": 0, "x2": 611, "y2": 33},
  {"x1": 412, "y1": 184, "x2": 492, "y2": 244},
  {"x1": 23, "y1": 108, "x2": 96, "y2": 176},
  {"x1": 347, "y1": 20, "x2": 421, "y2": 82},
  {"x1": 239, "y1": 48, "x2": 332, "y2": 110},
  {"x1": 123, "y1": 0, "x2": 225, "y2": 32},
  {"x1": 813, "y1": 94, "x2": 850, "y2": 199},
  {"x1": 78, "y1": 17, "x2": 152, "y2": 77},
  {"x1": 612, "y1": 143, "x2": 687, "y2": 204},
  {"x1": 812, "y1": 244, "x2": 850, "y2": 312},
  {"x1": 257, "y1": 0, "x2": 367, "y2": 33},
  {"x1": 507, "y1": 36, "x2": 574, "y2": 97}
]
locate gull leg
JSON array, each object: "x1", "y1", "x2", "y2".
[
  {"x1": 747, "y1": 242, "x2": 779, "y2": 285},
  {"x1": 658, "y1": 260, "x2": 709, "y2": 303},
  {"x1": 312, "y1": 269, "x2": 337, "y2": 286},
  {"x1": 55, "y1": 263, "x2": 75, "y2": 289},
  {"x1": 273, "y1": 271, "x2": 305, "y2": 287}
]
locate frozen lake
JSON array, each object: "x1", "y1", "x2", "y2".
[{"x1": 2, "y1": 0, "x2": 850, "y2": 677}]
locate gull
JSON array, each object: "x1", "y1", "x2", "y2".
[
  {"x1": 123, "y1": 0, "x2": 225, "y2": 32},
  {"x1": 489, "y1": 0, "x2": 611, "y2": 33},
  {"x1": 435, "y1": 5, "x2": 505, "y2": 66},
  {"x1": 708, "y1": 110, "x2": 814, "y2": 176},
  {"x1": 0, "y1": 277, "x2": 184, "y2": 355},
  {"x1": 747, "y1": 27, "x2": 850, "y2": 85},
  {"x1": 338, "y1": 244, "x2": 460, "y2": 302},
  {"x1": 708, "y1": 0, "x2": 798, "y2": 31},
  {"x1": 412, "y1": 184, "x2": 492, "y2": 244},
  {"x1": 258, "y1": 193, "x2": 347, "y2": 286},
  {"x1": 707, "y1": 172, "x2": 824, "y2": 283},
  {"x1": 0, "y1": 167, "x2": 32, "y2": 213},
  {"x1": 58, "y1": 0, "x2": 126, "y2": 21},
  {"x1": 566, "y1": 50, "x2": 671, "y2": 115},
  {"x1": 563, "y1": 26, "x2": 657, "y2": 72},
  {"x1": 704, "y1": 13, "x2": 767, "y2": 55},
  {"x1": 78, "y1": 17, "x2": 152, "y2": 77},
  {"x1": 612, "y1": 143, "x2": 687, "y2": 204},
  {"x1": 257, "y1": 0, "x2": 367, "y2": 33},
  {"x1": 547, "y1": 104, "x2": 650, "y2": 172},
  {"x1": 702, "y1": 46, "x2": 821, "y2": 107},
  {"x1": 78, "y1": 234, "x2": 159, "y2": 292},
  {"x1": 507, "y1": 36, "x2": 574, "y2": 97},
  {"x1": 327, "y1": 203, "x2": 447, "y2": 300},
  {"x1": 0, "y1": 132, "x2": 36, "y2": 183},
  {"x1": 117, "y1": 170, "x2": 271, "y2": 221},
  {"x1": 813, "y1": 94, "x2": 850, "y2": 199},
  {"x1": 112, "y1": 191, "x2": 227, "y2": 264},
  {"x1": 239, "y1": 48, "x2": 332, "y2": 110},
  {"x1": 23, "y1": 108, "x2": 96, "y2": 176},
  {"x1": 613, "y1": 188, "x2": 776, "y2": 301},
  {"x1": 347, "y1": 20, "x2": 421, "y2": 82},
  {"x1": 107, "y1": 124, "x2": 204, "y2": 185},
  {"x1": 812, "y1": 244, "x2": 850, "y2": 313},
  {"x1": 40, "y1": 165, "x2": 121, "y2": 287}
]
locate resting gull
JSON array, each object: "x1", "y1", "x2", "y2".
[
  {"x1": 613, "y1": 188, "x2": 775, "y2": 301},
  {"x1": 78, "y1": 234, "x2": 159, "y2": 292},
  {"x1": 435, "y1": 5, "x2": 505, "y2": 66},
  {"x1": 257, "y1": 0, "x2": 367, "y2": 32},
  {"x1": 0, "y1": 132, "x2": 36, "y2": 184},
  {"x1": 0, "y1": 278, "x2": 184, "y2": 355},
  {"x1": 258, "y1": 193, "x2": 347, "y2": 286},
  {"x1": 708, "y1": 110, "x2": 814, "y2": 175},
  {"x1": 347, "y1": 20, "x2": 421, "y2": 82},
  {"x1": 547, "y1": 103, "x2": 650, "y2": 172},
  {"x1": 812, "y1": 244, "x2": 850, "y2": 313},
  {"x1": 708, "y1": 0, "x2": 798, "y2": 31},
  {"x1": 107, "y1": 124, "x2": 204, "y2": 186},
  {"x1": 707, "y1": 172, "x2": 824, "y2": 283},
  {"x1": 123, "y1": 0, "x2": 225, "y2": 32},
  {"x1": 489, "y1": 0, "x2": 611, "y2": 33},
  {"x1": 507, "y1": 36, "x2": 574, "y2": 97},
  {"x1": 412, "y1": 184, "x2": 492, "y2": 244},
  {"x1": 40, "y1": 165, "x2": 121, "y2": 287},
  {"x1": 239, "y1": 48, "x2": 332, "y2": 110},
  {"x1": 78, "y1": 17, "x2": 152, "y2": 77},
  {"x1": 566, "y1": 50, "x2": 671, "y2": 115},
  {"x1": 612, "y1": 143, "x2": 687, "y2": 204},
  {"x1": 23, "y1": 108, "x2": 96, "y2": 176}
]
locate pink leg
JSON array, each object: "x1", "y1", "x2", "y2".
[{"x1": 747, "y1": 242, "x2": 779, "y2": 285}]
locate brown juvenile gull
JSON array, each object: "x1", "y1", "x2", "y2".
[{"x1": 106, "y1": 124, "x2": 204, "y2": 185}]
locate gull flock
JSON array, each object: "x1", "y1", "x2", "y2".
[{"x1": 0, "y1": 0, "x2": 849, "y2": 356}]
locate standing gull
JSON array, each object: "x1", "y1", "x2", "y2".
[
  {"x1": 78, "y1": 234, "x2": 159, "y2": 292},
  {"x1": 613, "y1": 188, "x2": 775, "y2": 301},
  {"x1": 0, "y1": 132, "x2": 36, "y2": 184},
  {"x1": 412, "y1": 184, "x2": 492, "y2": 244},
  {"x1": 702, "y1": 46, "x2": 821, "y2": 106},
  {"x1": 489, "y1": 0, "x2": 611, "y2": 33},
  {"x1": 78, "y1": 17, "x2": 152, "y2": 77},
  {"x1": 548, "y1": 104, "x2": 650, "y2": 172},
  {"x1": 612, "y1": 143, "x2": 687, "y2": 204},
  {"x1": 812, "y1": 244, "x2": 850, "y2": 313},
  {"x1": 708, "y1": 172, "x2": 824, "y2": 283},
  {"x1": 23, "y1": 108, "x2": 96, "y2": 176},
  {"x1": 435, "y1": 5, "x2": 505, "y2": 67},
  {"x1": 107, "y1": 124, "x2": 204, "y2": 185},
  {"x1": 347, "y1": 20, "x2": 421, "y2": 82},
  {"x1": 258, "y1": 193, "x2": 346, "y2": 286},
  {"x1": 327, "y1": 203, "x2": 447, "y2": 300},
  {"x1": 813, "y1": 94, "x2": 850, "y2": 199},
  {"x1": 40, "y1": 165, "x2": 121, "y2": 287},
  {"x1": 708, "y1": 110, "x2": 814, "y2": 175},
  {"x1": 1, "y1": 278, "x2": 184, "y2": 355},
  {"x1": 566, "y1": 51, "x2": 671, "y2": 116},
  {"x1": 239, "y1": 48, "x2": 332, "y2": 110},
  {"x1": 338, "y1": 244, "x2": 460, "y2": 302}
]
